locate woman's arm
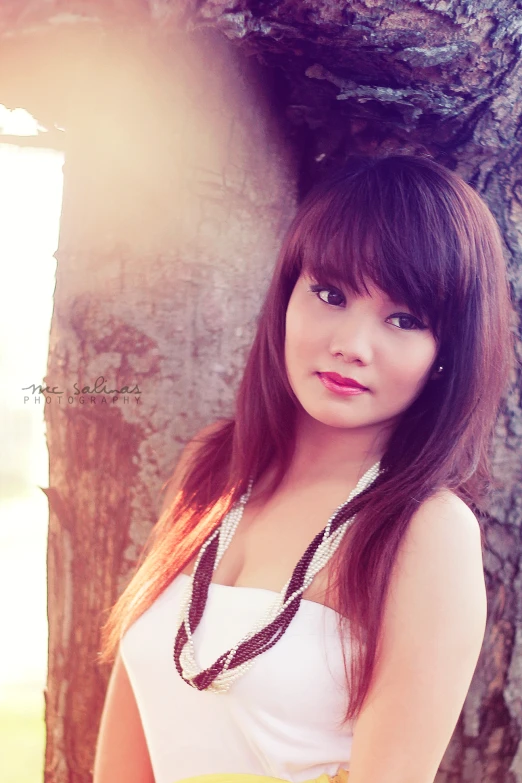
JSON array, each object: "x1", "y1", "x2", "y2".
[
  {"x1": 93, "y1": 653, "x2": 155, "y2": 783},
  {"x1": 347, "y1": 491, "x2": 487, "y2": 783},
  {"x1": 94, "y1": 419, "x2": 228, "y2": 781}
]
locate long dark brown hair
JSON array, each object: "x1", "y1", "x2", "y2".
[{"x1": 101, "y1": 153, "x2": 514, "y2": 722}]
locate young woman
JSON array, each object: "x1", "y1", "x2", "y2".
[{"x1": 94, "y1": 154, "x2": 513, "y2": 783}]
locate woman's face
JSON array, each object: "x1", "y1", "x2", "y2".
[{"x1": 284, "y1": 271, "x2": 439, "y2": 438}]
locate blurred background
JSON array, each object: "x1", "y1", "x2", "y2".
[{"x1": 0, "y1": 105, "x2": 64, "y2": 783}]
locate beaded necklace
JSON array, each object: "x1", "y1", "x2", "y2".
[{"x1": 174, "y1": 461, "x2": 381, "y2": 693}]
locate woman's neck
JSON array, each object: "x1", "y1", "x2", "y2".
[
  {"x1": 251, "y1": 410, "x2": 390, "y2": 503},
  {"x1": 285, "y1": 410, "x2": 389, "y2": 489}
]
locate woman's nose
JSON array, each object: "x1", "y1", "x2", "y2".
[{"x1": 328, "y1": 312, "x2": 374, "y2": 366}]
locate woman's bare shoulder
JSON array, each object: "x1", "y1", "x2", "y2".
[
  {"x1": 393, "y1": 488, "x2": 483, "y2": 581},
  {"x1": 389, "y1": 486, "x2": 485, "y2": 624},
  {"x1": 408, "y1": 488, "x2": 480, "y2": 543}
]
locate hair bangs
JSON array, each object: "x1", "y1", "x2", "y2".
[{"x1": 294, "y1": 183, "x2": 449, "y2": 335}]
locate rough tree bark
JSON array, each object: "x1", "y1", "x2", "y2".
[
  {"x1": 43, "y1": 30, "x2": 295, "y2": 783},
  {"x1": 0, "y1": 2, "x2": 521, "y2": 782}
]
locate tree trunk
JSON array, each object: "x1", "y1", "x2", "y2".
[
  {"x1": 17, "y1": 20, "x2": 296, "y2": 783},
  {"x1": 1, "y1": 2, "x2": 521, "y2": 782}
]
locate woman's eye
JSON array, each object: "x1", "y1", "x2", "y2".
[
  {"x1": 387, "y1": 313, "x2": 427, "y2": 330},
  {"x1": 309, "y1": 284, "x2": 345, "y2": 307}
]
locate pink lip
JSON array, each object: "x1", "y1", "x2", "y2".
[{"x1": 317, "y1": 372, "x2": 369, "y2": 396}]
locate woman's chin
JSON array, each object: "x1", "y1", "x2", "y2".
[{"x1": 299, "y1": 406, "x2": 371, "y2": 431}]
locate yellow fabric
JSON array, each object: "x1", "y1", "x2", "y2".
[{"x1": 174, "y1": 770, "x2": 349, "y2": 783}]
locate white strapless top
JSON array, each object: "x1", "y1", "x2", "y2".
[{"x1": 120, "y1": 573, "x2": 355, "y2": 783}]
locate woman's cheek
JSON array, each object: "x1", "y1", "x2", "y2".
[
  {"x1": 287, "y1": 312, "x2": 316, "y2": 364},
  {"x1": 393, "y1": 350, "x2": 436, "y2": 399}
]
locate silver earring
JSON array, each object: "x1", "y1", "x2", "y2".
[{"x1": 437, "y1": 365, "x2": 444, "y2": 373}]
